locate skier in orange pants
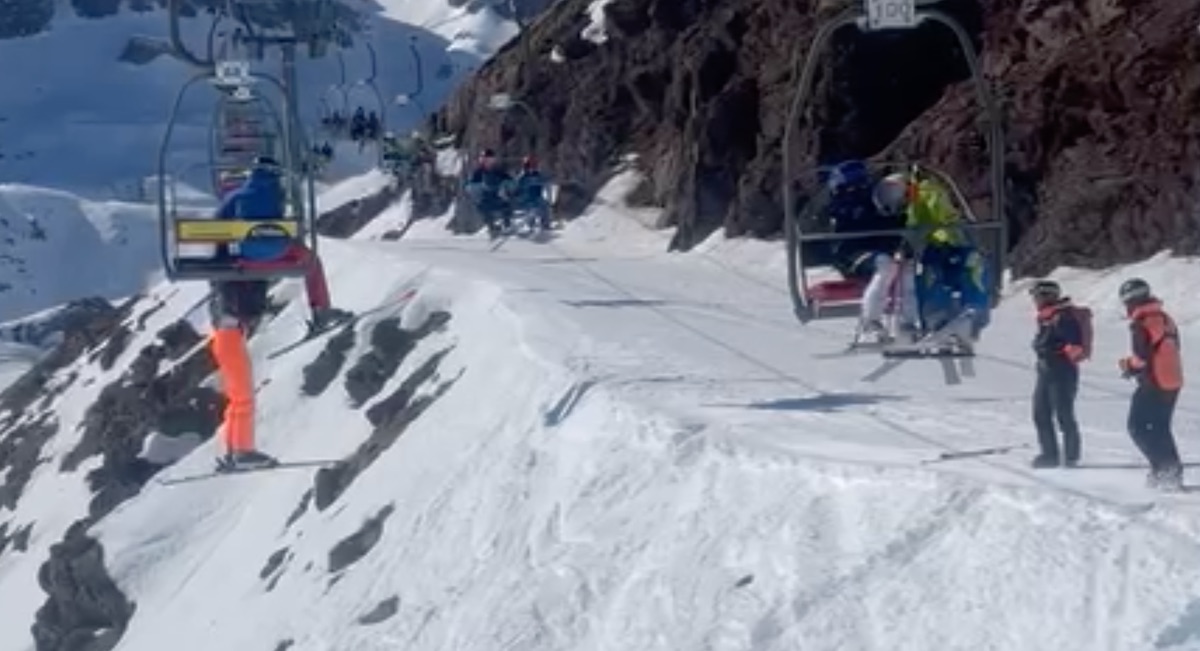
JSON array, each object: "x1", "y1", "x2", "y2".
[
  {"x1": 209, "y1": 281, "x2": 277, "y2": 470},
  {"x1": 209, "y1": 156, "x2": 351, "y2": 471}
]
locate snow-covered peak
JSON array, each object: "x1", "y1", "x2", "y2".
[{"x1": 0, "y1": 1, "x2": 521, "y2": 199}]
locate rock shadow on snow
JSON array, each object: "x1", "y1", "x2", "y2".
[
  {"x1": 561, "y1": 298, "x2": 669, "y2": 308},
  {"x1": 0, "y1": 521, "x2": 33, "y2": 557},
  {"x1": 357, "y1": 595, "x2": 400, "y2": 625},
  {"x1": 733, "y1": 392, "x2": 907, "y2": 412},
  {"x1": 314, "y1": 348, "x2": 459, "y2": 511},
  {"x1": 328, "y1": 504, "x2": 395, "y2": 575},
  {"x1": 543, "y1": 379, "x2": 598, "y2": 427},
  {"x1": 300, "y1": 324, "x2": 357, "y2": 397},
  {"x1": 344, "y1": 310, "x2": 451, "y2": 408}
]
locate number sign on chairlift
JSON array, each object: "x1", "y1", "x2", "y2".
[
  {"x1": 864, "y1": 0, "x2": 917, "y2": 30},
  {"x1": 215, "y1": 60, "x2": 252, "y2": 86}
]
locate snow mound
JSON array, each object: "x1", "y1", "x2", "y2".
[{"x1": 0, "y1": 184, "x2": 160, "y2": 322}]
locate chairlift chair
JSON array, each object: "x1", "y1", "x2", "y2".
[
  {"x1": 158, "y1": 59, "x2": 318, "y2": 282},
  {"x1": 780, "y1": 0, "x2": 1007, "y2": 326}
]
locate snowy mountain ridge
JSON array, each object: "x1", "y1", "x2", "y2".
[{"x1": 0, "y1": 0, "x2": 520, "y2": 197}]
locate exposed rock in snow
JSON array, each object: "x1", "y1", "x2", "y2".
[{"x1": 31, "y1": 522, "x2": 134, "y2": 651}]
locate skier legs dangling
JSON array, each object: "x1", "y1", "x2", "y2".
[{"x1": 209, "y1": 281, "x2": 278, "y2": 471}]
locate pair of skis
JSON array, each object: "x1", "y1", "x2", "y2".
[
  {"x1": 850, "y1": 312, "x2": 978, "y2": 385},
  {"x1": 265, "y1": 273, "x2": 427, "y2": 360},
  {"x1": 156, "y1": 459, "x2": 334, "y2": 486}
]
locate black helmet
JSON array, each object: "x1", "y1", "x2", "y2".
[
  {"x1": 1029, "y1": 279, "x2": 1062, "y2": 302},
  {"x1": 254, "y1": 155, "x2": 281, "y2": 173},
  {"x1": 1118, "y1": 278, "x2": 1152, "y2": 305}
]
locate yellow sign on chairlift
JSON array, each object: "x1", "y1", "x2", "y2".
[{"x1": 175, "y1": 218, "x2": 298, "y2": 243}]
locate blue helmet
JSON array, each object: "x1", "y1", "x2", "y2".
[{"x1": 826, "y1": 160, "x2": 870, "y2": 194}]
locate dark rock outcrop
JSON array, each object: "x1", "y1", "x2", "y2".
[
  {"x1": 0, "y1": 299, "x2": 129, "y2": 510},
  {"x1": 31, "y1": 522, "x2": 135, "y2": 651},
  {"x1": 301, "y1": 324, "x2": 357, "y2": 397},
  {"x1": 443, "y1": 0, "x2": 1200, "y2": 275},
  {"x1": 63, "y1": 319, "x2": 222, "y2": 520},
  {"x1": 344, "y1": 311, "x2": 449, "y2": 407},
  {"x1": 887, "y1": 0, "x2": 1200, "y2": 275}
]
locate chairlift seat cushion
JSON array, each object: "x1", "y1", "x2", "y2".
[{"x1": 810, "y1": 279, "x2": 866, "y2": 304}]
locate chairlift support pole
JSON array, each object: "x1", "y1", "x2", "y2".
[{"x1": 781, "y1": 0, "x2": 1006, "y2": 322}]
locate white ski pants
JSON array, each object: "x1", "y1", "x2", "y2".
[{"x1": 861, "y1": 253, "x2": 919, "y2": 326}]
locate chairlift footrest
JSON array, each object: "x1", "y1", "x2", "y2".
[{"x1": 882, "y1": 347, "x2": 975, "y2": 359}]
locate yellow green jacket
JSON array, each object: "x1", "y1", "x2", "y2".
[{"x1": 905, "y1": 178, "x2": 963, "y2": 245}]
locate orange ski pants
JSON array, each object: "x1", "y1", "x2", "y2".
[{"x1": 211, "y1": 327, "x2": 255, "y2": 453}]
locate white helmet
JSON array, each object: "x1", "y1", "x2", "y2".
[{"x1": 872, "y1": 173, "x2": 909, "y2": 216}]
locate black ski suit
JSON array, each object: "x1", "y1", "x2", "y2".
[
  {"x1": 1031, "y1": 300, "x2": 1085, "y2": 464},
  {"x1": 1121, "y1": 299, "x2": 1184, "y2": 479}
]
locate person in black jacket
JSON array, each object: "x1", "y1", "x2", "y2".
[{"x1": 1029, "y1": 280, "x2": 1087, "y2": 468}]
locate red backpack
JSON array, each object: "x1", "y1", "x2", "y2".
[{"x1": 1068, "y1": 305, "x2": 1093, "y2": 361}]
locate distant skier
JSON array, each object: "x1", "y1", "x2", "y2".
[
  {"x1": 1116, "y1": 278, "x2": 1185, "y2": 489},
  {"x1": 1028, "y1": 280, "x2": 1091, "y2": 468},
  {"x1": 512, "y1": 155, "x2": 551, "y2": 229},
  {"x1": 350, "y1": 107, "x2": 366, "y2": 141},
  {"x1": 366, "y1": 111, "x2": 381, "y2": 140},
  {"x1": 210, "y1": 156, "x2": 350, "y2": 471},
  {"x1": 464, "y1": 148, "x2": 513, "y2": 237}
]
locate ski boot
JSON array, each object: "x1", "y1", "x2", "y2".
[
  {"x1": 216, "y1": 449, "x2": 280, "y2": 473},
  {"x1": 1030, "y1": 453, "x2": 1060, "y2": 469},
  {"x1": 857, "y1": 319, "x2": 891, "y2": 345},
  {"x1": 1147, "y1": 466, "x2": 1184, "y2": 492},
  {"x1": 307, "y1": 307, "x2": 354, "y2": 337}
]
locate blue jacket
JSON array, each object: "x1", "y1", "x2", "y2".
[
  {"x1": 465, "y1": 166, "x2": 512, "y2": 211},
  {"x1": 216, "y1": 168, "x2": 290, "y2": 262},
  {"x1": 513, "y1": 171, "x2": 548, "y2": 208}
]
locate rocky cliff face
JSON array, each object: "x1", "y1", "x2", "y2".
[{"x1": 442, "y1": 0, "x2": 1200, "y2": 275}]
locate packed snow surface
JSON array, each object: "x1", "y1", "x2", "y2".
[{"x1": 0, "y1": 174, "x2": 1168, "y2": 650}]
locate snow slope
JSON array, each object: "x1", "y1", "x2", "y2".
[
  {"x1": 0, "y1": 172, "x2": 1192, "y2": 650},
  {"x1": 0, "y1": 184, "x2": 162, "y2": 322}
]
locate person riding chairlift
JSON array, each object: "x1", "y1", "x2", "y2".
[
  {"x1": 464, "y1": 148, "x2": 513, "y2": 237},
  {"x1": 821, "y1": 160, "x2": 918, "y2": 340},
  {"x1": 208, "y1": 155, "x2": 351, "y2": 471},
  {"x1": 512, "y1": 155, "x2": 552, "y2": 229},
  {"x1": 874, "y1": 168, "x2": 991, "y2": 344}
]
